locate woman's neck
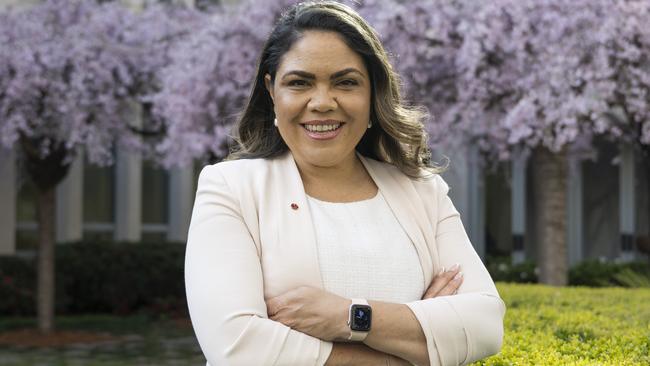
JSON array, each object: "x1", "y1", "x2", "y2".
[{"x1": 294, "y1": 152, "x2": 378, "y2": 202}]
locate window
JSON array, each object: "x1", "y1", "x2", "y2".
[
  {"x1": 83, "y1": 155, "x2": 115, "y2": 240},
  {"x1": 142, "y1": 160, "x2": 168, "y2": 242}
]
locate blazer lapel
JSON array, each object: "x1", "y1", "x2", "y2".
[
  {"x1": 268, "y1": 152, "x2": 324, "y2": 291},
  {"x1": 358, "y1": 154, "x2": 434, "y2": 289}
]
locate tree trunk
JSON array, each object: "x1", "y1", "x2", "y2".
[
  {"x1": 532, "y1": 147, "x2": 568, "y2": 286},
  {"x1": 20, "y1": 135, "x2": 71, "y2": 334},
  {"x1": 36, "y1": 186, "x2": 56, "y2": 333}
]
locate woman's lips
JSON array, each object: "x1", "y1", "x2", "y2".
[{"x1": 301, "y1": 124, "x2": 344, "y2": 140}]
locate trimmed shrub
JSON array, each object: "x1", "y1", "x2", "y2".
[
  {"x1": 486, "y1": 255, "x2": 538, "y2": 283},
  {"x1": 0, "y1": 255, "x2": 36, "y2": 316},
  {"x1": 569, "y1": 259, "x2": 650, "y2": 288},
  {"x1": 486, "y1": 255, "x2": 650, "y2": 288},
  {"x1": 0, "y1": 241, "x2": 187, "y2": 317}
]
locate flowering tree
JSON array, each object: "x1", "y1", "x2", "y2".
[
  {"x1": 442, "y1": 0, "x2": 650, "y2": 285},
  {"x1": 148, "y1": 0, "x2": 298, "y2": 167},
  {"x1": 356, "y1": 0, "x2": 471, "y2": 143},
  {"x1": 0, "y1": 0, "x2": 204, "y2": 332}
]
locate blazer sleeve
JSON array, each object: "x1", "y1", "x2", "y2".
[
  {"x1": 184, "y1": 165, "x2": 334, "y2": 366},
  {"x1": 405, "y1": 175, "x2": 506, "y2": 366}
]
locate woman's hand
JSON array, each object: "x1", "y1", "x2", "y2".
[
  {"x1": 422, "y1": 263, "x2": 463, "y2": 299},
  {"x1": 266, "y1": 286, "x2": 349, "y2": 342}
]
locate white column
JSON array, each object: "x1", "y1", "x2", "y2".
[
  {"x1": 56, "y1": 151, "x2": 84, "y2": 244},
  {"x1": 511, "y1": 153, "x2": 527, "y2": 264},
  {"x1": 567, "y1": 155, "x2": 583, "y2": 266},
  {"x1": 167, "y1": 165, "x2": 194, "y2": 242},
  {"x1": 468, "y1": 145, "x2": 486, "y2": 260},
  {"x1": 114, "y1": 102, "x2": 143, "y2": 242},
  {"x1": 619, "y1": 144, "x2": 636, "y2": 262},
  {"x1": 0, "y1": 0, "x2": 40, "y2": 10},
  {"x1": 439, "y1": 148, "x2": 469, "y2": 227},
  {"x1": 120, "y1": 0, "x2": 145, "y2": 10},
  {"x1": 0, "y1": 148, "x2": 16, "y2": 255}
]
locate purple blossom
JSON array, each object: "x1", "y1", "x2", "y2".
[
  {"x1": 0, "y1": 0, "x2": 204, "y2": 166},
  {"x1": 2, "y1": 0, "x2": 648, "y2": 169},
  {"x1": 449, "y1": 0, "x2": 650, "y2": 160}
]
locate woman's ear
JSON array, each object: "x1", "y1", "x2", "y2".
[{"x1": 264, "y1": 74, "x2": 275, "y2": 102}]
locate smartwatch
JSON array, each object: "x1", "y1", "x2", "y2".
[{"x1": 347, "y1": 298, "x2": 372, "y2": 341}]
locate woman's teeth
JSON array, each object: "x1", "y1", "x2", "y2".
[{"x1": 303, "y1": 124, "x2": 341, "y2": 132}]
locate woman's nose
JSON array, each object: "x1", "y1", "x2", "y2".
[{"x1": 308, "y1": 87, "x2": 337, "y2": 112}]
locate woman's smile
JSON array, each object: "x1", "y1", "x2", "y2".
[{"x1": 301, "y1": 120, "x2": 346, "y2": 140}]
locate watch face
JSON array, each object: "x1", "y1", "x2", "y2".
[{"x1": 350, "y1": 304, "x2": 372, "y2": 331}]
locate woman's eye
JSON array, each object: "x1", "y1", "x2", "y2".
[
  {"x1": 339, "y1": 79, "x2": 358, "y2": 86},
  {"x1": 288, "y1": 80, "x2": 308, "y2": 87}
]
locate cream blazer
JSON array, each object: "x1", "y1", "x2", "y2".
[{"x1": 184, "y1": 151, "x2": 506, "y2": 366}]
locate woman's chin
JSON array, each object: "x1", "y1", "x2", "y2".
[{"x1": 292, "y1": 149, "x2": 357, "y2": 170}]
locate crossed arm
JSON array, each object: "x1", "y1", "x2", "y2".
[{"x1": 265, "y1": 267, "x2": 464, "y2": 366}]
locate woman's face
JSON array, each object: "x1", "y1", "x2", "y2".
[{"x1": 265, "y1": 30, "x2": 372, "y2": 169}]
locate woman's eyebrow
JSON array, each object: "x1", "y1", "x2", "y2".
[{"x1": 281, "y1": 68, "x2": 365, "y2": 80}]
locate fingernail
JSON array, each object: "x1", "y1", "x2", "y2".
[
  {"x1": 453, "y1": 272, "x2": 463, "y2": 281},
  {"x1": 448, "y1": 263, "x2": 460, "y2": 272}
]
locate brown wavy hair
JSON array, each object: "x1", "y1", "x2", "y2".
[{"x1": 228, "y1": 0, "x2": 444, "y2": 178}]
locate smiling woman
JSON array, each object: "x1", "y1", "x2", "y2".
[
  {"x1": 264, "y1": 30, "x2": 374, "y2": 201},
  {"x1": 184, "y1": 1, "x2": 506, "y2": 366}
]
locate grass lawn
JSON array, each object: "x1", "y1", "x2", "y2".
[{"x1": 0, "y1": 283, "x2": 649, "y2": 365}]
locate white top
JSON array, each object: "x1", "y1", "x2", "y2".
[{"x1": 306, "y1": 190, "x2": 425, "y2": 303}]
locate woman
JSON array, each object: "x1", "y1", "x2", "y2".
[{"x1": 184, "y1": 1, "x2": 506, "y2": 365}]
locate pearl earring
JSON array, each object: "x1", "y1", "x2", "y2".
[
  {"x1": 368, "y1": 120, "x2": 373, "y2": 129},
  {"x1": 274, "y1": 118, "x2": 278, "y2": 127}
]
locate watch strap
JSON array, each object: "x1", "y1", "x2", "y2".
[{"x1": 348, "y1": 298, "x2": 370, "y2": 341}]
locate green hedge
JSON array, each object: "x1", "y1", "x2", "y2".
[
  {"x1": 486, "y1": 256, "x2": 538, "y2": 283},
  {"x1": 0, "y1": 242, "x2": 187, "y2": 317},
  {"x1": 479, "y1": 283, "x2": 650, "y2": 365},
  {"x1": 486, "y1": 255, "x2": 650, "y2": 288},
  {"x1": 0, "y1": 254, "x2": 35, "y2": 316},
  {"x1": 569, "y1": 259, "x2": 650, "y2": 287}
]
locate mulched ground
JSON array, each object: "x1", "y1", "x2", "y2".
[
  {"x1": 0, "y1": 317, "x2": 194, "y2": 348},
  {"x1": 0, "y1": 329, "x2": 123, "y2": 347}
]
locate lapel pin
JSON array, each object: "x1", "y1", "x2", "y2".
[{"x1": 290, "y1": 203, "x2": 299, "y2": 210}]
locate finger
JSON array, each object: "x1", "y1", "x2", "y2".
[
  {"x1": 423, "y1": 277, "x2": 462, "y2": 299},
  {"x1": 423, "y1": 265, "x2": 461, "y2": 298},
  {"x1": 424, "y1": 264, "x2": 460, "y2": 298},
  {"x1": 266, "y1": 296, "x2": 282, "y2": 316},
  {"x1": 435, "y1": 271, "x2": 463, "y2": 297},
  {"x1": 422, "y1": 277, "x2": 439, "y2": 299}
]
